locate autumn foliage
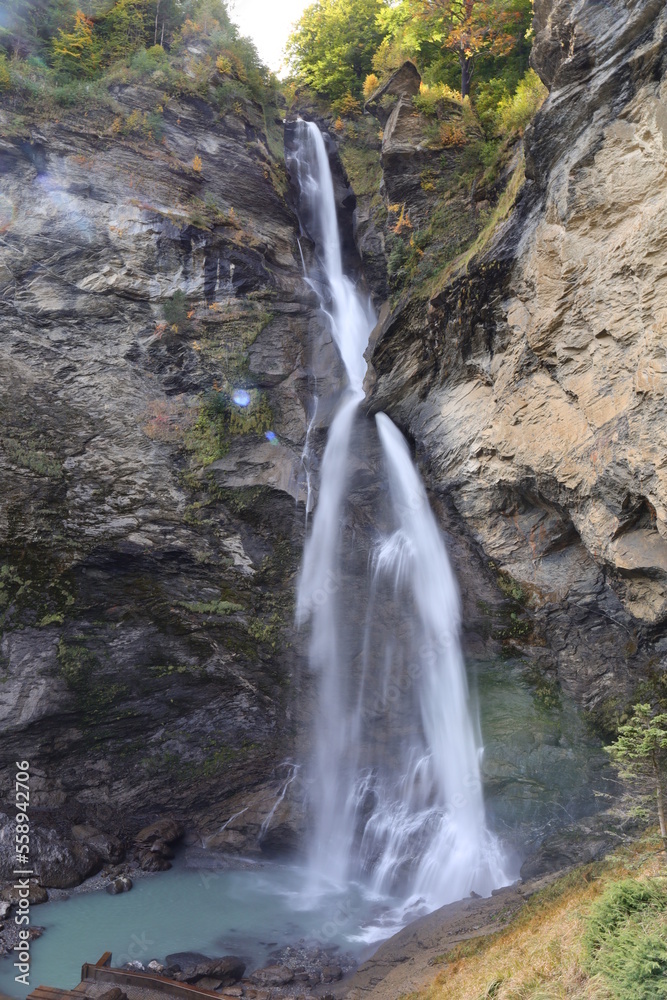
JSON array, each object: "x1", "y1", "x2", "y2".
[{"x1": 415, "y1": 0, "x2": 526, "y2": 96}]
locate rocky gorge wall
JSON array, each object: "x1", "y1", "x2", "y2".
[
  {"x1": 365, "y1": 0, "x2": 667, "y2": 714},
  {"x1": 1, "y1": 0, "x2": 665, "y2": 881},
  {"x1": 0, "y1": 76, "x2": 351, "y2": 856}
]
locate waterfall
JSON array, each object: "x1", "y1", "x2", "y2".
[{"x1": 288, "y1": 119, "x2": 508, "y2": 916}]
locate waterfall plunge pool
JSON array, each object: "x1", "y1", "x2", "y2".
[{"x1": 0, "y1": 855, "x2": 405, "y2": 1000}]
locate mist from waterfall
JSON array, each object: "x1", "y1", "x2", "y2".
[{"x1": 288, "y1": 119, "x2": 508, "y2": 920}]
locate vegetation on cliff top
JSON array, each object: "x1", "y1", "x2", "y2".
[
  {"x1": 287, "y1": 0, "x2": 535, "y2": 124},
  {"x1": 0, "y1": 0, "x2": 278, "y2": 110}
]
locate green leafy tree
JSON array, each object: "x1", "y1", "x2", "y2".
[
  {"x1": 410, "y1": 0, "x2": 530, "y2": 97},
  {"x1": 97, "y1": 0, "x2": 154, "y2": 61},
  {"x1": 606, "y1": 703, "x2": 667, "y2": 851},
  {"x1": 287, "y1": 0, "x2": 389, "y2": 101}
]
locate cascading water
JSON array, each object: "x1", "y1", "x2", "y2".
[{"x1": 288, "y1": 119, "x2": 508, "y2": 919}]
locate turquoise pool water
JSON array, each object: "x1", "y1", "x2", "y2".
[{"x1": 0, "y1": 859, "x2": 388, "y2": 999}]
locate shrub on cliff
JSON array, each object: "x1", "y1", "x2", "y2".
[
  {"x1": 606, "y1": 703, "x2": 667, "y2": 852},
  {"x1": 0, "y1": 54, "x2": 10, "y2": 91},
  {"x1": 584, "y1": 878, "x2": 667, "y2": 999},
  {"x1": 496, "y1": 67, "x2": 547, "y2": 136}
]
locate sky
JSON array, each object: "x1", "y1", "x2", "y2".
[{"x1": 230, "y1": 0, "x2": 313, "y2": 75}]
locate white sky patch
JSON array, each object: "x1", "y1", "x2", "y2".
[{"x1": 230, "y1": 0, "x2": 312, "y2": 75}]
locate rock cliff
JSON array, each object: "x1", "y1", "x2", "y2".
[
  {"x1": 0, "y1": 80, "x2": 339, "y2": 846},
  {"x1": 366, "y1": 0, "x2": 667, "y2": 711}
]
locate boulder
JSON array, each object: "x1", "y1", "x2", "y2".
[
  {"x1": 194, "y1": 977, "x2": 222, "y2": 991},
  {"x1": 321, "y1": 965, "x2": 342, "y2": 983},
  {"x1": 149, "y1": 839, "x2": 175, "y2": 859},
  {"x1": 136, "y1": 850, "x2": 172, "y2": 873},
  {"x1": 165, "y1": 952, "x2": 211, "y2": 980},
  {"x1": 0, "y1": 882, "x2": 48, "y2": 905},
  {"x1": 72, "y1": 824, "x2": 124, "y2": 865},
  {"x1": 163, "y1": 953, "x2": 245, "y2": 986},
  {"x1": 250, "y1": 964, "x2": 294, "y2": 987},
  {"x1": 146, "y1": 960, "x2": 166, "y2": 974},
  {"x1": 364, "y1": 61, "x2": 422, "y2": 124},
  {"x1": 134, "y1": 818, "x2": 184, "y2": 847},
  {"x1": 105, "y1": 875, "x2": 133, "y2": 895},
  {"x1": 0, "y1": 815, "x2": 101, "y2": 888},
  {"x1": 204, "y1": 957, "x2": 246, "y2": 985},
  {"x1": 98, "y1": 989, "x2": 127, "y2": 1000}
]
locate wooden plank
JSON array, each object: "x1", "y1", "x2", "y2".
[
  {"x1": 96, "y1": 954, "x2": 113, "y2": 968},
  {"x1": 82, "y1": 966, "x2": 232, "y2": 1000},
  {"x1": 27, "y1": 989, "x2": 70, "y2": 1000}
]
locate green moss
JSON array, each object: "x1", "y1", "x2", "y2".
[
  {"x1": 149, "y1": 663, "x2": 200, "y2": 677},
  {"x1": 0, "y1": 559, "x2": 75, "y2": 631},
  {"x1": 185, "y1": 387, "x2": 273, "y2": 469},
  {"x1": 177, "y1": 599, "x2": 244, "y2": 615},
  {"x1": 57, "y1": 639, "x2": 129, "y2": 725},
  {"x1": 495, "y1": 569, "x2": 527, "y2": 604},
  {"x1": 1, "y1": 437, "x2": 62, "y2": 478},
  {"x1": 142, "y1": 739, "x2": 259, "y2": 780},
  {"x1": 247, "y1": 612, "x2": 283, "y2": 647}
]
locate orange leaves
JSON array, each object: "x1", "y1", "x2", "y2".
[
  {"x1": 389, "y1": 203, "x2": 413, "y2": 235},
  {"x1": 192, "y1": 154, "x2": 203, "y2": 173},
  {"x1": 143, "y1": 397, "x2": 195, "y2": 444},
  {"x1": 415, "y1": 0, "x2": 526, "y2": 94},
  {"x1": 439, "y1": 120, "x2": 467, "y2": 146}
]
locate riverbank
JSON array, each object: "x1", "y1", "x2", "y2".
[{"x1": 333, "y1": 832, "x2": 667, "y2": 1000}]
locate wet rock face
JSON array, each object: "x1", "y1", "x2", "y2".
[
  {"x1": 0, "y1": 86, "x2": 334, "y2": 842},
  {"x1": 367, "y1": 0, "x2": 667, "y2": 705}
]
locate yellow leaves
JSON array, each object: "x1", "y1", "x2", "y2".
[
  {"x1": 334, "y1": 91, "x2": 362, "y2": 118},
  {"x1": 52, "y1": 9, "x2": 98, "y2": 77},
  {"x1": 439, "y1": 120, "x2": 467, "y2": 146},
  {"x1": 390, "y1": 203, "x2": 413, "y2": 235},
  {"x1": 409, "y1": 236, "x2": 424, "y2": 258},
  {"x1": 0, "y1": 54, "x2": 10, "y2": 93},
  {"x1": 333, "y1": 117, "x2": 345, "y2": 132},
  {"x1": 192, "y1": 154, "x2": 203, "y2": 173},
  {"x1": 216, "y1": 54, "x2": 232, "y2": 75},
  {"x1": 363, "y1": 73, "x2": 379, "y2": 100}
]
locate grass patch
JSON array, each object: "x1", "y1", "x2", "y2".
[{"x1": 413, "y1": 839, "x2": 667, "y2": 1000}]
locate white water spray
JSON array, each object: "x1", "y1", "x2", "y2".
[{"x1": 289, "y1": 119, "x2": 508, "y2": 916}]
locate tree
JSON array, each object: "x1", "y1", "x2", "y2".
[
  {"x1": 412, "y1": 0, "x2": 528, "y2": 97},
  {"x1": 606, "y1": 704, "x2": 667, "y2": 852},
  {"x1": 52, "y1": 9, "x2": 100, "y2": 77},
  {"x1": 2, "y1": 0, "x2": 78, "y2": 59},
  {"x1": 97, "y1": 0, "x2": 154, "y2": 61},
  {"x1": 287, "y1": 0, "x2": 389, "y2": 101}
]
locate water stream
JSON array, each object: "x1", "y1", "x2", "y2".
[{"x1": 288, "y1": 119, "x2": 508, "y2": 914}]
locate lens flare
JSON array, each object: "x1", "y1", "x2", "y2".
[{"x1": 232, "y1": 389, "x2": 251, "y2": 407}]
